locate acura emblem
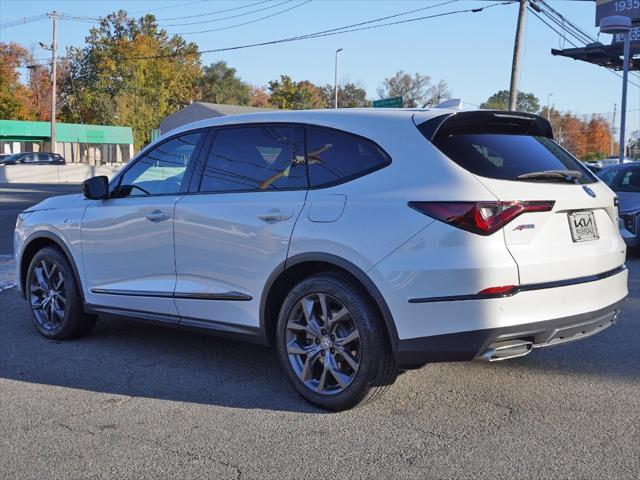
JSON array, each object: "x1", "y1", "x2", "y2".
[{"x1": 583, "y1": 186, "x2": 597, "y2": 198}]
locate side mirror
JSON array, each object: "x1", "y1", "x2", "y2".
[{"x1": 82, "y1": 175, "x2": 109, "y2": 200}]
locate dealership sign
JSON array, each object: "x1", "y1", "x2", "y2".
[{"x1": 596, "y1": 0, "x2": 640, "y2": 26}]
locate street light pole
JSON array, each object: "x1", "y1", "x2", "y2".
[
  {"x1": 334, "y1": 48, "x2": 342, "y2": 109},
  {"x1": 547, "y1": 92, "x2": 553, "y2": 122},
  {"x1": 50, "y1": 11, "x2": 58, "y2": 154},
  {"x1": 600, "y1": 15, "x2": 632, "y2": 164},
  {"x1": 620, "y1": 31, "x2": 631, "y2": 163}
]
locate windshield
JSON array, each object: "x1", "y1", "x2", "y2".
[
  {"x1": 0, "y1": 154, "x2": 21, "y2": 163},
  {"x1": 598, "y1": 166, "x2": 640, "y2": 192}
]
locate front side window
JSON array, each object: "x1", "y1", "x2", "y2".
[
  {"x1": 199, "y1": 126, "x2": 306, "y2": 192},
  {"x1": 306, "y1": 127, "x2": 390, "y2": 188},
  {"x1": 115, "y1": 131, "x2": 202, "y2": 197}
]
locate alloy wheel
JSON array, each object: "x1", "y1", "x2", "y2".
[
  {"x1": 285, "y1": 293, "x2": 361, "y2": 395},
  {"x1": 29, "y1": 258, "x2": 66, "y2": 332}
]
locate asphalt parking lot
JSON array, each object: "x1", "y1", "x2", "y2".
[{"x1": 0, "y1": 184, "x2": 638, "y2": 479}]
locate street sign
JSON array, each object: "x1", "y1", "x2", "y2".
[
  {"x1": 596, "y1": 0, "x2": 640, "y2": 27},
  {"x1": 373, "y1": 96, "x2": 403, "y2": 108}
]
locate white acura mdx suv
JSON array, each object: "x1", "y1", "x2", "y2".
[{"x1": 14, "y1": 108, "x2": 628, "y2": 410}]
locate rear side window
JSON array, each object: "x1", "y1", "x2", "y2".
[
  {"x1": 306, "y1": 127, "x2": 390, "y2": 188},
  {"x1": 419, "y1": 112, "x2": 596, "y2": 184},
  {"x1": 200, "y1": 126, "x2": 306, "y2": 192}
]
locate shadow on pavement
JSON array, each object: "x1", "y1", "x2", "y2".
[
  {"x1": 0, "y1": 291, "x2": 322, "y2": 413},
  {"x1": 1, "y1": 283, "x2": 638, "y2": 415}
]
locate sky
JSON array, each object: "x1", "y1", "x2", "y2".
[{"x1": 1, "y1": 0, "x2": 639, "y2": 136}]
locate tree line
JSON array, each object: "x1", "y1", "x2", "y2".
[{"x1": 0, "y1": 9, "x2": 616, "y2": 158}]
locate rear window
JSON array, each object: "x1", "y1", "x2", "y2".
[{"x1": 419, "y1": 112, "x2": 596, "y2": 184}]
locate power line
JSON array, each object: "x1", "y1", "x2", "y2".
[
  {"x1": 125, "y1": 1, "x2": 507, "y2": 60},
  {"x1": 159, "y1": 0, "x2": 296, "y2": 27},
  {"x1": 129, "y1": 0, "x2": 208, "y2": 15},
  {"x1": 0, "y1": 13, "x2": 48, "y2": 29},
  {"x1": 158, "y1": 0, "x2": 272, "y2": 21},
  {"x1": 175, "y1": 0, "x2": 312, "y2": 35}
]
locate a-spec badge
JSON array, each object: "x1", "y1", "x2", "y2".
[
  {"x1": 513, "y1": 224, "x2": 535, "y2": 231},
  {"x1": 583, "y1": 186, "x2": 597, "y2": 198}
]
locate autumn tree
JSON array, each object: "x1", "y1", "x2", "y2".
[
  {"x1": 320, "y1": 82, "x2": 370, "y2": 108},
  {"x1": 198, "y1": 61, "x2": 250, "y2": 105},
  {"x1": 0, "y1": 42, "x2": 35, "y2": 119},
  {"x1": 60, "y1": 11, "x2": 201, "y2": 149},
  {"x1": 558, "y1": 113, "x2": 587, "y2": 159},
  {"x1": 583, "y1": 116, "x2": 612, "y2": 160},
  {"x1": 248, "y1": 86, "x2": 271, "y2": 107},
  {"x1": 480, "y1": 90, "x2": 540, "y2": 113},
  {"x1": 376, "y1": 71, "x2": 450, "y2": 107},
  {"x1": 268, "y1": 75, "x2": 324, "y2": 109}
]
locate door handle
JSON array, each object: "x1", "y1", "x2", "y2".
[
  {"x1": 257, "y1": 210, "x2": 293, "y2": 223},
  {"x1": 146, "y1": 209, "x2": 171, "y2": 222}
]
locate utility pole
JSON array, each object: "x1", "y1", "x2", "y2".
[
  {"x1": 611, "y1": 103, "x2": 617, "y2": 157},
  {"x1": 50, "y1": 11, "x2": 58, "y2": 154},
  {"x1": 508, "y1": 0, "x2": 528, "y2": 111}
]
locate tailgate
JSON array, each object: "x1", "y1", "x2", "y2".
[{"x1": 476, "y1": 177, "x2": 625, "y2": 284}]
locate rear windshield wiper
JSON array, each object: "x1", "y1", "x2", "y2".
[{"x1": 516, "y1": 170, "x2": 583, "y2": 182}]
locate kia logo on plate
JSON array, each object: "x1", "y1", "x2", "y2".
[{"x1": 583, "y1": 186, "x2": 597, "y2": 198}]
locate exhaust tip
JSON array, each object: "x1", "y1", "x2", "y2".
[{"x1": 478, "y1": 339, "x2": 533, "y2": 362}]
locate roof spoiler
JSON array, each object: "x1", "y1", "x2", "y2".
[{"x1": 415, "y1": 110, "x2": 554, "y2": 140}]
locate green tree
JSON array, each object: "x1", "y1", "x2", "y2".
[
  {"x1": 268, "y1": 75, "x2": 324, "y2": 109},
  {"x1": 480, "y1": 90, "x2": 540, "y2": 113},
  {"x1": 199, "y1": 61, "x2": 250, "y2": 105},
  {"x1": 321, "y1": 82, "x2": 370, "y2": 108},
  {"x1": 60, "y1": 11, "x2": 201, "y2": 149},
  {"x1": 376, "y1": 71, "x2": 450, "y2": 107}
]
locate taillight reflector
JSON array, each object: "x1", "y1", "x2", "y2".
[{"x1": 477, "y1": 285, "x2": 517, "y2": 296}]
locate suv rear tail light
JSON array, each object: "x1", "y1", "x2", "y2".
[{"x1": 408, "y1": 201, "x2": 555, "y2": 235}]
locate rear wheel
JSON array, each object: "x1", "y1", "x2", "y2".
[
  {"x1": 26, "y1": 247, "x2": 96, "y2": 340},
  {"x1": 276, "y1": 273, "x2": 397, "y2": 411}
]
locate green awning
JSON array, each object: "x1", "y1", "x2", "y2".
[{"x1": 0, "y1": 120, "x2": 133, "y2": 145}]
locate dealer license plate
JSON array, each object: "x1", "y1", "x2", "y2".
[{"x1": 568, "y1": 211, "x2": 599, "y2": 242}]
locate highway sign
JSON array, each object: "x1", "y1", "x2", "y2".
[{"x1": 373, "y1": 96, "x2": 403, "y2": 108}]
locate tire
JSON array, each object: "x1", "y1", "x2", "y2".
[
  {"x1": 276, "y1": 272, "x2": 397, "y2": 411},
  {"x1": 26, "y1": 246, "x2": 96, "y2": 340}
]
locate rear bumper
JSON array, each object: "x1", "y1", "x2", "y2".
[{"x1": 394, "y1": 299, "x2": 625, "y2": 367}]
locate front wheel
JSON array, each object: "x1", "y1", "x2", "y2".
[
  {"x1": 276, "y1": 273, "x2": 397, "y2": 411},
  {"x1": 26, "y1": 247, "x2": 96, "y2": 340}
]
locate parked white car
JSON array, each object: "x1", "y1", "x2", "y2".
[{"x1": 14, "y1": 108, "x2": 628, "y2": 410}]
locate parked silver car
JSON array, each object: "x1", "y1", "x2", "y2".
[{"x1": 598, "y1": 162, "x2": 640, "y2": 247}]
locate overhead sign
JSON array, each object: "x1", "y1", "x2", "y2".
[
  {"x1": 373, "y1": 96, "x2": 403, "y2": 108},
  {"x1": 596, "y1": 0, "x2": 640, "y2": 27}
]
